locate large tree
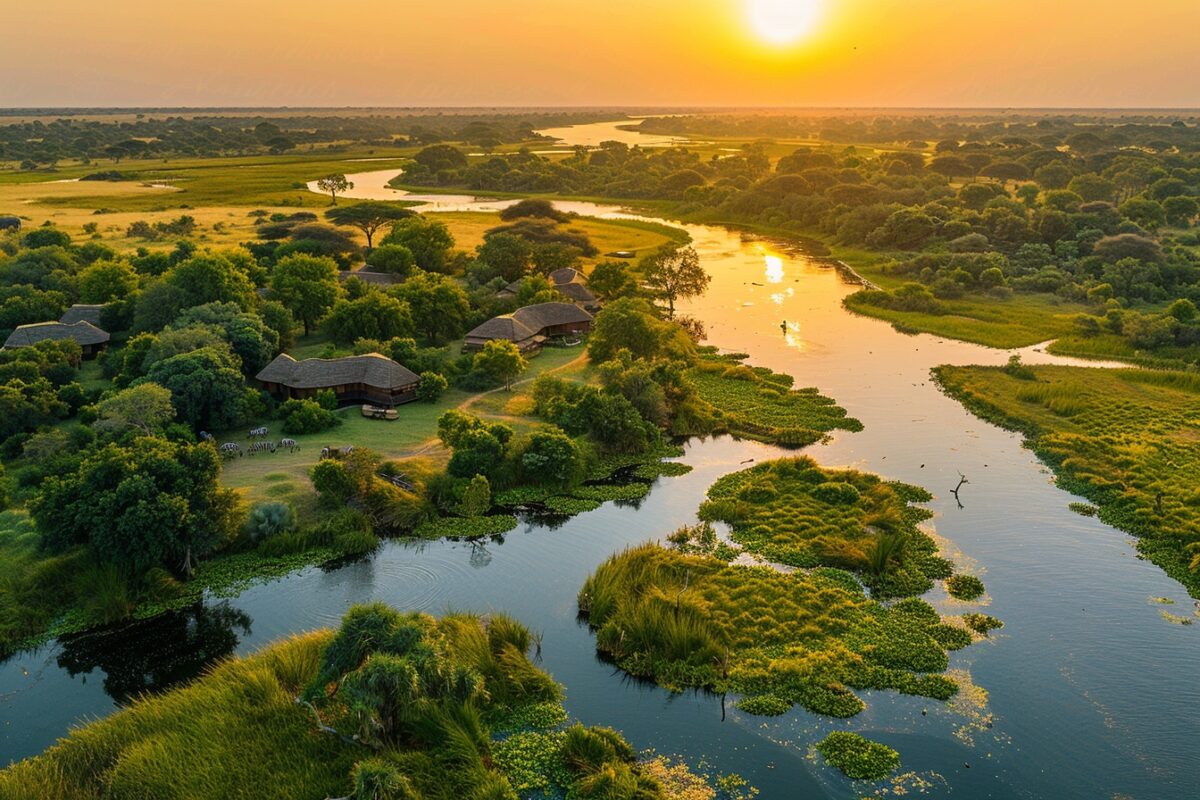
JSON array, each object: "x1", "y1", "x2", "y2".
[
  {"x1": 472, "y1": 339, "x2": 527, "y2": 390},
  {"x1": 390, "y1": 272, "x2": 471, "y2": 344},
  {"x1": 316, "y1": 173, "x2": 353, "y2": 205},
  {"x1": 381, "y1": 217, "x2": 455, "y2": 273},
  {"x1": 642, "y1": 245, "x2": 710, "y2": 319},
  {"x1": 96, "y1": 382, "x2": 175, "y2": 435},
  {"x1": 146, "y1": 346, "x2": 252, "y2": 430},
  {"x1": 31, "y1": 438, "x2": 240, "y2": 576},
  {"x1": 325, "y1": 292, "x2": 415, "y2": 345},
  {"x1": 270, "y1": 254, "x2": 343, "y2": 335},
  {"x1": 325, "y1": 202, "x2": 413, "y2": 248}
]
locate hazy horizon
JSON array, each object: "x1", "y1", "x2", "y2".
[{"x1": 5, "y1": 0, "x2": 1198, "y2": 109}]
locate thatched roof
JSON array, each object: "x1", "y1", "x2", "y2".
[
  {"x1": 4, "y1": 320, "x2": 109, "y2": 349},
  {"x1": 548, "y1": 267, "x2": 584, "y2": 286},
  {"x1": 466, "y1": 302, "x2": 593, "y2": 343},
  {"x1": 556, "y1": 282, "x2": 597, "y2": 304},
  {"x1": 256, "y1": 353, "x2": 419, "y2": 390},
  {"x1": 59, "y1": 304, "x2": 104, "y2": 326},
  {"x1": 339, "y1": 270, "x2": 401, "y2": 286}
]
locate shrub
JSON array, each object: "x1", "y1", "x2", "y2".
[
  {"x1": 247, "y1": 501, "x2": 297, "y2": 543},
  {"x1": 279, "y1": 398, "x2": 340, "y2": 435},
  {"x1": 945, "y1": 574, "x2": 986, "y2": 600},
  {"x1": 416, "y1": 371, "x2": 448, "y2": 402}
]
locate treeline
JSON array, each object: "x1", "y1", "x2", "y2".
[
  {"x1": 0, "y1": 111, "x2": 611, "y2": 168},
  {"x1": 407, "y1": 113, "x2": 1200, "y2": 362}
]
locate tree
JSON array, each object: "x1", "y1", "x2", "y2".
[
  {"x1": 642, "y1": 245, "x2": 710, "y2": 319},
  {"x1": 459, "y1": 474, "x2": 491, "y2": 517},
  {"x1": 365, "y1": 244, "x2": 416, "y2": 277},
  {"x1": 416, "y1": 371, "x2": 448, "y2": 402},
  {"x1": 279, "y1": 398, "x2": 340, "y2": 434},
  {"x1": 519, "y1": 430, "x2": 583, "y2": 487},
  {"x1": 78, "y1": 259, "x2": 139, "y2": 303},
  {"x1": 587, "y1": 297, "x2": 692, "y2": 363},
  {"x1": 1067, "y1": 174, "x2": 1117, "y2": 203},
  {"x1": 96, "y1": 382, "x2": 175, "y2": 435},
  {"x1": 325, "y1": 202, "x2": 413, "y2": 248},
  {"x1": 381, "y1": 217, "x2": 455, "y2": 273},
  {"x1": 175, "y1": 301, "x2": 280, "y2": 375},
  {"x1": 391, "y1": 272, "x2": 471, "y2": 344},
  {"x1": 499, "y1": 198, "x2": 568, "y2": 223},
  {"x1": 1093, "y1": 234, "x2": 1162, "y2": 263},
  {"x1": 146, "y1": 346, "x2": 251, "y2": 430},
  {"x1": 31, "y1": 438, "x2": 240, "y2": 576},
  {"x1": 472, "y1": 339, "x2": 527, "y2": 390},
  {"x1": 165, "y1": 252, "x2": 256, "y2": 312},
  {"x1": 325, "y1": 292, "x2": 415, "y2": 345},
  {"x1": 316, "y1": 173, "x2": 353, "y2": 205},
  {"x1": 588, "y1": 261, "x2": 635, "y2": 299},
  {"x1": 270, "y1": 254, "x2": 343, "y2": 335},
  {"x1": 477, "y1": 233, "x2": 532, "y2": 283},
  {"x1": 1163, "y1": 196, "x2": 1199, "y2": 228}
]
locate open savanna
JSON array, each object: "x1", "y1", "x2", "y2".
[{"x1": 935, "y1": 363, "x2": 1200, "y2": 596}]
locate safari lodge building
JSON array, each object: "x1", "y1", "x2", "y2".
[
  {"x1": 463, "y1": 302, "x2": 593, "y2": 354},
  {"x1": 3, "y1": 320, "x2": 110, "y2": 358},
  {"x1": 256, "y1": 353, "x2": 420, "y2": 407}
]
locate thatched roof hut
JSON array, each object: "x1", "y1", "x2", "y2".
[
  {"x1": 59, "y1": 304, "x2": 105, "y2": 326},
  {"x1": 4, "y1": 320, "x2": 110, "y2": 357},
  {"x1": 464, "y1": 302, "x2": 592, "y2": 353},
  {"x1": 256, "y1": 353, "x2": 420, "y2": 407}
]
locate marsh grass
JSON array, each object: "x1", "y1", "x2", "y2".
[{"x1": 936, "y1": 363, "x2": 1200, "y2": 597}]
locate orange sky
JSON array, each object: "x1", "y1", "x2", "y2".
[{"x1": 3, "y1": 0, "x2": 1198, "y2": 108}]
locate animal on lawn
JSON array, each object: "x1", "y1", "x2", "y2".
[
  {"x1": 218, "y1": 442, "x2": 242, "y2": 457},
  {"x1": 280, "y1": 438, "x2": 299, "y2": 452},
  {"x1": 247, "y1": 441, "x2": 277, "y2": 455},
  {"x1": 247, "y1": 426, "x2": 269, "y2": 439}
]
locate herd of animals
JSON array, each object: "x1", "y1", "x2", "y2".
[{"x1": 198, "y1": 428, "x2": 353, "y2": 460}]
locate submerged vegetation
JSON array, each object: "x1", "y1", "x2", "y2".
[
  {"x1": 936, "y1": 363, "x2": 1200, "y2": 596},
  {"x1": 0, "y1": 602, "x2": 711, "y2": 800}
]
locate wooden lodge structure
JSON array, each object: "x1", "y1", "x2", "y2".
[
  {"x1": 59, "y1": 304, "x2": 105, "y2": 326},
  {"x1": 3, "y1": 320, "x2": 110, "y2": 358},
  {"x1": 463, "y1": 302, "x2": 593, "y2": 354},
  {"x1": 498, "y1": 267, "x2": 600, "y2": 312},
  {"x1": 256, "y1": 352, "x2": 420, "y2": 407}
]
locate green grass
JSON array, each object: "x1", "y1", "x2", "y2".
[
  {"x1": 936, "y1": 363, "x2": 1200, "y2": 596},
  {"x1": 685, "y1": 352, "x2": 863, "y2": 446},
  {"x1": 699, "y1": 456, "x2": 959, "y2": 599},
  {"x1": 844, "y1": 289, "x2": 1090, "y2": 349}
]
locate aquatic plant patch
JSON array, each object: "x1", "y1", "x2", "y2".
[
  {"x1": 686, "y1": 355, "x2": 863, "y2": 447},
  {"x1": 699, "y1": 457, "x2": 956, "y2": 598},
  {"x1": 814, "y1": 731, "x2": 901, "y2": 780},
  {"x1": 412, "y1": 514, "x2": 519, "y2": 539}
]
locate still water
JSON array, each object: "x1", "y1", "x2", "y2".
[{"x1": 3, "y1": 122, "x2": 1198, "y2": 799}]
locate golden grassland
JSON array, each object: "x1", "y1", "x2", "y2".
[{"x1": 935, "y1": 363, "x2": 1200, "y2": 596}]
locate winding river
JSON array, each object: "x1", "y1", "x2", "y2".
[{"x1": 3, "y1": 122, "x2": 1199, "y2": 799}]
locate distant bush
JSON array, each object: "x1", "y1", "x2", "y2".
[{"x1": 279, "y1": 398, "x2": 340, "y2": 435}]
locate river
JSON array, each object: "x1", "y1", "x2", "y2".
[{"x1": 3, "y1": 121, "x2": 1198, "y2": 799}]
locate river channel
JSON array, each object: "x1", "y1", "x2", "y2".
[{"x1": 2, "y1": 121, "x2": 1197, "y2": 800}]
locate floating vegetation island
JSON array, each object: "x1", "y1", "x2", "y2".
[{"x1": 579, "y1": 458, "x2": 993, "y2": 731}]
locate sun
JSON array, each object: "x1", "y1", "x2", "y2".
[{"x1": 746, "y1": 0, "x2": 822, "y2": 46}]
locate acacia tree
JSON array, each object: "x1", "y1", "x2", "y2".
[
  {"x1": 325, "y1": 202, "x2": 413, "y2": 248},
  {"x1": 316, "y1": 173, "x2": 353, "y2": 205},
  {"x1": 642, "y1": 245, "x2": 710, "y2": 319}
]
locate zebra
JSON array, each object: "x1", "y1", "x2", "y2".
[
  {"x1": 247, "y1": 426, "x2": 269, "y2": 439},
  {"x1": 218, "y1": 442, "x2": 242, "y2": 457},
  {"x1": 280, "y1": 438, "x2": 299, "y2": 452},
  {"x1": 247, "y1": 441, "x2": 277, "y2": 456}
]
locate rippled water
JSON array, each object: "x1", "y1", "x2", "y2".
[{"x1": 3, "y1": 122, "x2": 1198, "y2": 799}]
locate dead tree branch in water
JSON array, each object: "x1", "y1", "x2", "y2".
[{"x1": 951, "y1": 472, "x2": 969, "y2": 509}]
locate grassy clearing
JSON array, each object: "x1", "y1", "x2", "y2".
[
  {"x1": 935, "y1": 363, "x2": 1200, "y2": 596},
  {"x1": 844, "y1": 289, "x2": 1089, "y2": 349},
  {"x1": 0, "y1": 606, "x2": 711, "y2": 800},
  {"x1": 579, "y1": 459, "x2": 990, "y2": 726}
]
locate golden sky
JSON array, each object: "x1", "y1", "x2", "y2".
[{"x1": 4, "y1": 0, "x2": 1198, "y2": 108}]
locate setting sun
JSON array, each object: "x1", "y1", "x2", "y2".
[{"x1": 746, "y1": 0, "x2": 822, "y2": 45}]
